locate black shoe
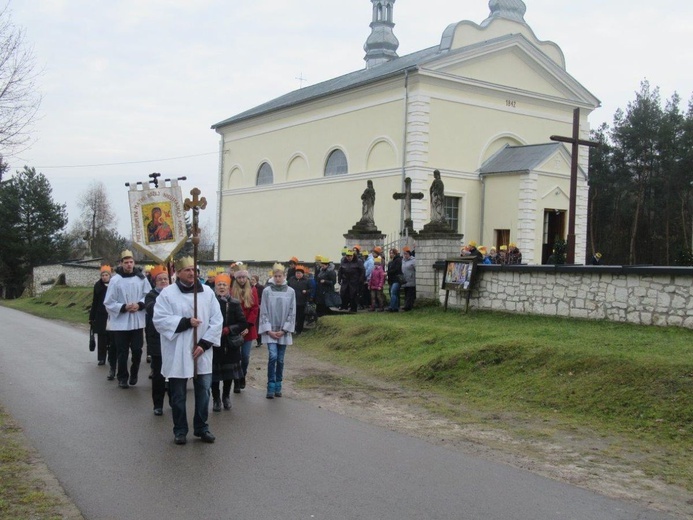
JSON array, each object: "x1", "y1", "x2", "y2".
[
  {"x1": 146, "y1": 355, "x2": 151, "y2": 364},
  {"x1": 195, "y1": 431, "x2": 215, "y2": 443},
  {"x1": 233, "y1": 380, "x2": 241, "y2": 394},
  {"x1": 148, "y1": 369, "x2": 153, "y2": 380},
  {"x1": 129, "y1": 376, "x2": 138, "y2": 386},
  {"x1": 212, "y1": 398, "x2": 221, "y2": 412},
  {"x1": 118, "y1": 380, "x2": 129, "y2": 389},
  {"x1": 107, "y1": 369, "x2": 115, "y2": 380},
  {"x1": 174, "y1": 434, "x2": 187, "y2": 445},
  {"x1": 274, "y1": 391, "x2": 282, "y2": 398},
  {"x1": 153, "y1": 408, "x2": 163, "y2": 416},
  {"x1": 97, "y1": 360, "x2": 106, "y2": 365},
  {"x1": 222, "y1": 396, "x2": 231, "y2": 410},
  {"x1": 239, "y1": 377, "x2": 246, "y2": 390}
]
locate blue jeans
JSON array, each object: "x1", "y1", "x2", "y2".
[
  {"x1": 267, "y1": 343, "x2": 286, "y2": 388},
  {"x1": 241, "y1": 340, "x2": 253, "y2": 376},
  {"x1": 389, "y1": 282, "x2": 401, "y2": 310},
  {"x1": 168, "y1": 373, "x2": 212, "y2": 437}
]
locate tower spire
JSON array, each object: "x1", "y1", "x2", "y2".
[
  {"x1": 481, "y1": 0, "x2": 527, "y2": 26},
  {"x1": 363, "y1": 0, "x2": 399, "y2": 69}
]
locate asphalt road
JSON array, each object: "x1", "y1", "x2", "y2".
[{"x1": 0, "y1": 306, "x2": 676, "y2": 520}]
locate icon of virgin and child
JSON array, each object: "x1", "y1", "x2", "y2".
[{"x1": 145, "y1": 204, "x2": 174, "y2": 244}]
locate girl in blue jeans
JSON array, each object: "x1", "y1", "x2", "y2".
[{"x1": 257, "y1": 264, "x2": 296, "y2": 398}]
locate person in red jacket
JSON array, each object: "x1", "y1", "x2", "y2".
[
  {"x1": 368, "y1": 257, "x2": 386, "y2": 311},
  {"x1": 230, "y1": 269, "x2": 259, "y2": 391}
]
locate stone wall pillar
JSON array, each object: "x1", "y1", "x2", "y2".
[{"x1": 414, "y1": 235, "x2": 462, "y2": 300}]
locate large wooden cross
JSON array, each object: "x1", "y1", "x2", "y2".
[
  {"x1": 550, "y1": 108, "x2": 599, "y2": 264},
  {"x1": 393, "y1": 177, "x2": 424, "y2": 234}
]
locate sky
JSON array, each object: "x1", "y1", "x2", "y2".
[{"x1": 6, "y1": 0, "x2": 693, "y2": 241}]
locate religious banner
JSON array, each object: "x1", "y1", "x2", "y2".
[{"x1": 128, "y1": 180, "x2": 188, "y2": 264}]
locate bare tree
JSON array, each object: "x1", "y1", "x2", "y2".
[
  {"x1": 71, "y1": 180, "x2": 125, "y2": 260},
  {"x1": 0, "y1": 3, "x2": 41, "y2": 156}
]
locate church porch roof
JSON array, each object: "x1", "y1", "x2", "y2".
[{"x1": 478, "y1": 142, "x2": 564, "y2": 175}]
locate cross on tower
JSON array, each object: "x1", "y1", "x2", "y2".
[
  {"x1": 295, "y1": 72, "x2": 307, "y2": 89},
  {"x1": 550, "y1": 108, "x2": 599, "y2": 264},
  {"x1": 393, "y1": 177, "x2": 424, "y2": 235}
]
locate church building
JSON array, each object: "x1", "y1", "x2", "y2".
[{"x1": 212, "y1": 0, "x2": 600, "y2": 264}]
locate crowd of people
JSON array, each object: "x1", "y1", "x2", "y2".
[
  {"x1": 89, "y1": 241, "x2": 512, "y2": 444},
  {"x1": 90, "y1": 250, "x2": 297, "y2": 445},
  {"x1": 461, "y1": 241, "x2": 523, "y2": 265}
]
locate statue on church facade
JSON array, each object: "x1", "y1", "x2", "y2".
[
  {"x1": 346, "y1": 179, "x2": 383, "y2": 237},
  {"x1": 430, "y1": 169, "x2": 446, "y2": 224},
  {"x1": 360, "y1": 180, "x2": 376, "y2": 225}
]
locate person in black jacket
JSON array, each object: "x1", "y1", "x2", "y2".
[
  {"x1": 89, "y1": 265, "x2": 113, "y2": 367},
  {"x1": 212, "y1": 273, "x2": 248, "y2": 411},
  {"x1": 338, "y1": 250, "x2": 364, "y2": 313},
  {"x1": 144, "y1": 265, "x2": 170, "y2": 416},
  {"x1": 288, "y1": 265, "x2": 311, "y2": 334},
  {"x1": 386, "y1": 248, "x2": 403, "y2": 312}
]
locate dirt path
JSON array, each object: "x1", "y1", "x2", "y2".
[{"x1": 244, "y1": 343, "x2": 692, "y2": 520}]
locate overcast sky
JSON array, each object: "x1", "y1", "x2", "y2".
[{"x1": 7, "y1": 0, "x2": 693, "y2": 240}]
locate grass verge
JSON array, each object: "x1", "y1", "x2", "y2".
[{"x1": 0, "y1": 405, "x2": 82, "y2": 520}]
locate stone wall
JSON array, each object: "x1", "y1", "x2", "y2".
[
  {"x1": 438, "y1": 264, "x2": 693, "y2": 329},
  {"x1": 32, "y1": 260, "x2": 284, "y2": 296}
]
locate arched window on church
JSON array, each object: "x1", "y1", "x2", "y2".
[
  {"x1": 324, "y1": 149, "x2": 348, "y2": 176},
  {"x1": 256, "y1": 162, "x2": 273, "y2": 185}
]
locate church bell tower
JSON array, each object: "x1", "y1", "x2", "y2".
[{"x1": 363, "y1": 0, "x2": 399, "y2": 69}]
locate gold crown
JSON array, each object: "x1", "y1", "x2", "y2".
[
  {"x1": 175, "y1": 256, "x2": 195, "y2": 271},
  {"x1": 272, "y1": 262, "x2": 285, "y2": 272},
  {"x1": 120, "y1": 249, "x2": 134, "y2": 260}
]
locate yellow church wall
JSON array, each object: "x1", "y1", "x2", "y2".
[
  {"x1": 438, "y1": 50, "x2": 566, "y2": 99},
  {"x1": 481, "y1": 174, "x2": 522, "y2": 247},
  {"x1": 217, "y1": 172, "x2": 407, "y2": 261},
  {"x1": 447, "y1": 18, "x2": 565, "y2": 68},
  {"x1": 219, "y1": 83, "x2": 405, "y2": 187}
]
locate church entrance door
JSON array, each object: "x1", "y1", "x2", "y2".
[{"x1": 542, "y1": 210, "x2": 566, "y2": 264}]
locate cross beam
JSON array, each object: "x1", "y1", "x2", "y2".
[{"x1": 550, "y1": 108, "x2": 599, "y2": 264}]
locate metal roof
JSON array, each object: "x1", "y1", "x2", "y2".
[
  {"x1": 478, "y1": 143, "x2": 563, "y2": 174},
  {"x1": 211, "y1": 45, "x2": 442, "y2": 130}
]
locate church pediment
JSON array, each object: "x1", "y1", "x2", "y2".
[{"x1": 423, "y1": 34, "x2": 599, "y2": 108}]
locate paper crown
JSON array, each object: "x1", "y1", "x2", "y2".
[
  {"x1": 175, "y1": 256, "x2": 195, "y2": 270},
  {"x1": 215, "y1": 273, "x2": 231, "y2": 285},
  {"x1": 373, "y1": 246, "x2": 383, "y2": 253},
  {"x1": 295, "y1": 264, "x2": 306, "y2": 273},
  {"x1": 150, "y1": 265, "x2": 167, "y2": 280},
  {"x1": 272, "y1": 262, "x2": 285, "y2": 272},
  {"x1": 374, "y1": 257, "x2": 382, "y2": 264},
  {"x1": 100, "y1": 264, "x2": 112, "y2": 273},
  {"x1": 120, "y1": 249, "x2": 134, "y2": 260},
  {"x1": 289, "y1": 256, "x2": 299, "y2": 264},
  {"x1": 468, "y1": 241, "x2": 477, "y2": 248}
]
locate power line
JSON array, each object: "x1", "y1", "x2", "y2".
[{"x1": 18, "y1": 151, "x2": 218, "y2": 169}]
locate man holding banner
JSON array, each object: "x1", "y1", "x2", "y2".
[{"x1": 153, "y1": 256, "x2": 223, "y2": 445}]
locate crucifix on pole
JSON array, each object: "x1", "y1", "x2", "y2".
[
  {"x1": 393, "y1": 177, "x2": 424, "y2": 236},
  {"x1": 550, "y1": 108, "x2": 599, "y2": 264}
]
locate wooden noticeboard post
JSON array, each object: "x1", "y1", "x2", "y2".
[{"x1": 441, "y1": 257, "x2": 478, "y2": 313}]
